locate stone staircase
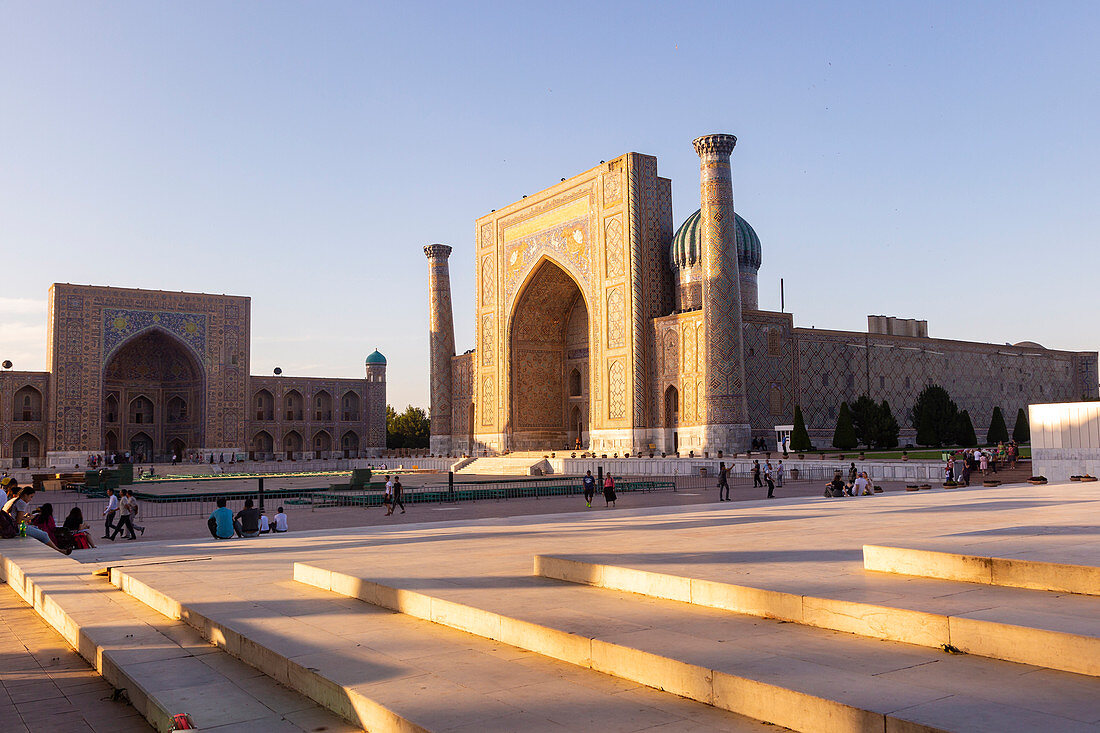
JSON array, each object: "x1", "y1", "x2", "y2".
[{"x1": 454, "y1": 452, "x2": 552, "y2": 475}]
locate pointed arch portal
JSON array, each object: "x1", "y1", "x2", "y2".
[
  {"x1": 508, "y1": 258, "x2": 590, "y2": 450},
  {"x1": 103, "y1": 329, "x2": 204, "y2": 459}
]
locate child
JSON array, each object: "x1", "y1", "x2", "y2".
[{"x1": 259, "y1": 511, "x2": 270, "y2": 534}]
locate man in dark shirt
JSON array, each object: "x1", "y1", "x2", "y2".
[
  {"x1": 234, "y1": 497, "x2": 262, "y2": 538},
  {"x1": 582, "y1": 471, "x2": 596, "y2": 507}
]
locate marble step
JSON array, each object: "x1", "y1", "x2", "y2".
[
  {"x1": 534, "y1": 554, "x2": 1100, "y2": 676},
  {"x1": 864, "y1": 544, "x2": 1100, "y2": 596},
  {"x1": 0, "y1": 542, "x2": 356, "y2": 733},
  {"x1": 108, "y1": 561, "x2": 785, "y2": 732},
  {"x1": 293, "y1": 561, "x2": 1100, "y2": 733}
]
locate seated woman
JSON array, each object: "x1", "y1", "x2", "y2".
[
  {"x1": 62, "y1": 507, "x2": 96, "y2": 550},
  {"x1": 3, "y1": 488, "x2": 68, "y2": 554},
  {"x1": 30, "y1": 502, "x2": 59, "y2": 544}
]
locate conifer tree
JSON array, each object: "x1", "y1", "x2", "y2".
[
  {"x1": 1012, "y1": 408, "x2": 1030, "y2": 443},
  {"x1": 851, "y1": 395, "x2": 880, "y2": 448},
  {"x1": 910, "y1": 385, "x2": 959, "y2": 447},
  {"x1": 955, "y1": 410, "x2": 977, "y2": 447},
  {"x1": 832, "y1": 402, "x2": 858, "y2": 451},
  {"x1": 987, "y1": 406, "x2": 1009, "y2": 445},
  {"x1": 877, "y1": 400, "x2": 900, "y2": 449},
  {"x1": 790, "y1": 405, "x2": 812, "y2": 452}
]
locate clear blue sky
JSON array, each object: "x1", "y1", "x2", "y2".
[{"x1": 2, "y1": 1, "x2": 1097, "y2": 409}]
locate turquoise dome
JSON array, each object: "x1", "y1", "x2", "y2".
[
  {"x1": 365, "y1": 350, "x2": 387, "y2": 365},
  {"x1": 670, "y1": 209, "x2": 762, "y2": 271}
]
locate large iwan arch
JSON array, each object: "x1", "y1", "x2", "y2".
[
  {"x1": 507, "y1": 257, "x2": 590, "y2": 450},
  {"x1": 103, "y1": 328, "x2": 204, "y2": 460}
]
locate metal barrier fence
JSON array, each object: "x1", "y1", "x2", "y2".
[{"x1": 38, "y1": 465, "x2": 859, "y2": 521}]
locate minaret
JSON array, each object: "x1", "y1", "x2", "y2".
[
  {"x1": 424, "y1": 244, "x2": 455, "y2": 454},
  {"x1": 693, "y1": 134, "x2": 751, "y2": 452}
]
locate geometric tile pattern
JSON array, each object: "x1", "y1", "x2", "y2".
[
  {"x1": 693, "y1": 134, "x2": 749, "y2": 429},
  {"x1": 425, "y1": 245, "x2": 456, "y2": 441}
]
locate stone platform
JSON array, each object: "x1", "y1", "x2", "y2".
[{"x1": 2, "y1": 482, "x2": 1099, "y2": 731}]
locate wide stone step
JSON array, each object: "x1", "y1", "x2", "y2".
[
  {"x1": 109, "y1": 560, "x2": 785, "y2": 732},
  {"x1": 534, "y1": 554, "x2": 1100, "y2": 676},
  {"x1": 864, "y1": 544, "x2": 1100, "y2": 596},
  {"x1": 0, "y1": 542, "x2": 355, "y2": 732},
  {"x1": 293, "y1": 561, "x2": 1100, "y2": 733}
]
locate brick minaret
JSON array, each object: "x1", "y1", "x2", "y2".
[
  {"x1": 693, "y1": 134, "x2": 751, "y2": 453},
  {"x1": 424, "y1": 244, "x2": 455, "y2": 454}
]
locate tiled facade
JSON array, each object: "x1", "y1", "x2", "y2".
[
  {"x1": 0, "y1": 284, "x2": 386, "y2": 468},
  {"x1": 426, "y1": 136, "x2": 1098, "y2": 456}
]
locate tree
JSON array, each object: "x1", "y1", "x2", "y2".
[
  {"x1": 987, "y1": 406, "x2": 1009, "y2": 445},
  {"x1": 1013, "y1": 408, "x2": 1031, "y2": 443},
  {"x1": 955, "y1": 410, "x2": 977, "y2": 447},
  {"x1": 790, "y1": 405, "x2": 812, "y2": 452},
  {"x1": 832, "y1": 402, "x2": 858, "y2": 451},
  {"x1": 876, "y1": 400, "x2": 900, "y2": 449},
  {"x1": 387, "y1": 404, "x2": 430, "y2": 449},
  {"x1": 850, "y1": 395, "x2": 881, "y2": 448},
  {"x1": 910, "y1": 385, "x2": 959, "y2": 447}
]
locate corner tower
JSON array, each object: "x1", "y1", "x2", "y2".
[
  {"x1": 693, "y1": 133, "x2": 751, "y2": 452},
  {"x1": 424, "y1": 244, "x2": 456, "y2": 454}
]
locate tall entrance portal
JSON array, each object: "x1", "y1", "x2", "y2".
[
  {"x1": 509, "y1": 259, "x2": 589, "y2": 450},
  {"x1": 103, "y1": 329, "x2": 204, "y2": 461}
]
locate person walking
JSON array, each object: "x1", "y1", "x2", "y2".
[
  {"x1": 751, "y1": 460, "x2": 762, "y2": 488},
  {"x1": 392, "y1": 477, "x2": 405, "y2": 514},
  {"x1": 717, "y1": 462, "x2": 730, "y2": 502},
  {"x1": 764, "y1": 462, "x2": 775, "y2": 499},
  {"x1": 602, "y1": 473, "x2": 617, "y2": 508},
  {"x1": 582, "y1": 470, "x2": 596, "y2": 507},
  {"x1": 383, "y1": 475, "x2": 395, "y2": 515},
  {"x1": 776, "y1": 460, "x2": 784, "y2": 487},
  {"x1": 102, "y1": 488, "x2": 119, "y2": 539},
  {"x1": 125, "y1": 490, "x2": 145, "y2": 536},
  {"x1": 110, "y1": 489, "x2": 137, "y2": 540}
]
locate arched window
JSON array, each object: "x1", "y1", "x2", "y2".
[
  {"x1": 285, "y1": 391, "x2": 303, "y2": 421},
  {"x1": 167, "y1": 396, "x2": 188, "y2": 423},
  {"x1": 129, "y1": 396, "x2": 154, "y2": 425},
  {"x1": 105, "y1": 394, "x2": 119, "y2": 424},
  {"x1": 341, "y1": 392, "x2": 360, "y2": 421},
  {"x1": 13, "y1": 386, "x2": 42, "y2": 422},
  {"x1": 664, "y1": 385, "x2": 680, "y2": 427},
  {"x1": 314, "y1": 391, "x2": 333, "y2": 421},
  {"x1": 254, "y1": 390, "x2": 274, "y2": 421},
  {"x1": 568, "y1": 369, "x2": 582, "y2": 397}
]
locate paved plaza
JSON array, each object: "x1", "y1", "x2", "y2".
[{"x1": 2, "y1": 479, "x2": 1098, "y2": 731}]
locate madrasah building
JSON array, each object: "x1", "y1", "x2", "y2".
[
  {"x1": 424, "y1": 133, "x2": 1098, "y2": 456},
  {"x1": 0, "y1": 284, "x2": 387, "y2": 469}
]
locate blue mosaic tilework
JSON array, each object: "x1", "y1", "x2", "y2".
[{"x1": 101, "y1": 308, "x2": 207, "y2": 363}]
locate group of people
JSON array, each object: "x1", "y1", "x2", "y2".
[
  {"x1": 2, "y1": 477, "x2": 97, "y2": 553},
  {"x1": 208, "y1": 497, "x2": 289, "y2": 539},
  {"x1": 581, "y1": 471, "x2": 617, "y2": 507},
  {"x1": 944, "y1": 442, "x2": 1020, "y2": 485},
  {"x1": 102, "y1": 488, "x2": 145, "y2": 540},
  {"x1": 825, "y1": 463, "x2": 874, "y2": 497},
  {"x1": 383, "y1": 475, "x2": 405, "y2": 515},
  {"x1": 749, "y1": 459, "x2": 783, "y2": 498}
]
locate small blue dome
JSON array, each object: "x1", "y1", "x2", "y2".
[
  {"x1": 670, "y1": 209, "x2": 762, "y2": 271},
  {"x1": 365, "y1": 350, "x2": 387, "y2": 365}
]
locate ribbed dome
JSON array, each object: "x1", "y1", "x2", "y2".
[
  {"x1": 365, "y1": 349, "x2": 387, "y2": 365},
  {"x1": 670, "y1": 209, "x2": 762, "y2": 271}
]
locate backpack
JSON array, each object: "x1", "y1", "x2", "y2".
[{"x1": 0, "y1": 510, "x2": 18, "y2": 539}]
